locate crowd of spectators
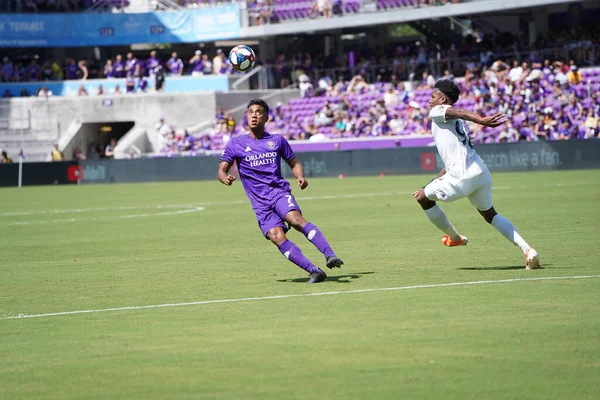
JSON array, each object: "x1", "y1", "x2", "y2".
[
  {"x1": 0, "y1": 48, "x2": 235, "y2": 97},
  {"x1": 246, "y1": 0, "x2": 459, "y2": 26},
  {"x1": 185, "y1": 54, "x2": 599, "y2": 154}
]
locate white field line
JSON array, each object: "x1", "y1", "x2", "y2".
[
  {"x1": 1, "y1": 275, "x2": 598, "y2": 321},
  {"x1": 7, "y1": 207, "x2": 205, "y2": 226}
]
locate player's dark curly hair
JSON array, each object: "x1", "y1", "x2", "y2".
[
  {"x1": 247, "y1": 99, "x2": 270, "y2": 115},
  {"x1": 434, "y1": 79, "x2": 461, "y2": 104}
]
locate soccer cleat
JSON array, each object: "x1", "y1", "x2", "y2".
[
  {"x1": 525, "y1": 248, "x2": 540, "y2": 270},
  {"x1": 441, "y1": 235, "x2": 468, "y2": 247},
  {"x1": 307, "y1": 269, "x2": 327, "y2": 284},
  {"x1": 325, "y1": 256, "x2": 344, "y2": 269}
]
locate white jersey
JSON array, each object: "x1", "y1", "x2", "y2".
[{"x1": 429, "y1": 105, "x2": 487, "y2": 179}]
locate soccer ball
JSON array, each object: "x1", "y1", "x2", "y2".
[{"x1": 229, "y1": 45, "x2": 256, "y2": 73}]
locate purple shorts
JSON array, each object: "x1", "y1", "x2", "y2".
[{"x1": 255, "y1": 193, "x2": 302, "y2": 238}]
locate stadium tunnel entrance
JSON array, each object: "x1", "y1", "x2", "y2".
[{"x1": 63, "y1": 121, "x2": 134, "y2": 161}]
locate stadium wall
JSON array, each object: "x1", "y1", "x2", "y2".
[{"x1": 1, "y1": 140, "x2": 597, "y2": 187}]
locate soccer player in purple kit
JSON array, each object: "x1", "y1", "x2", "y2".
[{"x1": 218, "y1": 99, "x2": 344, "y2": 284}]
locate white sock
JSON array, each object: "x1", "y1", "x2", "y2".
[
  {"x1": 424, "y1": 205, "x2": 461, "y2": 241},
  {"x1": 491, "y1": 214, "x2": 531, "y2": 254}
]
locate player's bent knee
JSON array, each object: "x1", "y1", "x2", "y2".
[
  {"x1": 267, "y1": 228, "x2": 287, "y2": 246},
  {"x1": 286, "y1": 212, "x2": 307, "y2": 231},
  {"x1": 478, "y1": 207, "x2": 497, "y2": 224},
  {"x1": 416, "y1": 191, "x2": 436, "y2": 210}
]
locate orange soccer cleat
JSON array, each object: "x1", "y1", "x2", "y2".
[{"x1": 441, "y1": 235, "x2": 469, "y2": 247}]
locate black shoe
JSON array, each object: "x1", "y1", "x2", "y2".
[
  {"x1": 326, "y1": 256, "x2": 344, "y2": 269},
  {"x1": 307, "y1": 269, "x2": 327, "y2": 284}
]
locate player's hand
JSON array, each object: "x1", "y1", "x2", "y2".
[
  {"x1": 297, "y1": 177, "x2": 308, "y2": 190},
  {"x1": 221, "y1": 175, "x2": 236, "y2": 186},
  {"x1": 413, "y1": 189, "x2": 424, "y2": 198},
  {"x1": 481, "y1": 113, "x2": 507, "y2": 127}
]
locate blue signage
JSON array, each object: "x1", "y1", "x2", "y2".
[
  {"x1": 0, "y1": 75, "x2": 231, "y2": 97},
  {"x1": 0, "y1": 5, "x2": 241, "y2": 47}
]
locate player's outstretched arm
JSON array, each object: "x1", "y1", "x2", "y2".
[
  {"x1": 445, "y1": 107, "x2": 507, "y2": 127},
  {"x1": 217, "y1": 161, "x2": 236, "y2": 186},
  {"x1": 287, "y1": 158, "x2": 308, "y2": 190}
]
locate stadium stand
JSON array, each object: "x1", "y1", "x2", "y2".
[{"x1": 156, "y1": 60, "x2": 600, "y2": 156}]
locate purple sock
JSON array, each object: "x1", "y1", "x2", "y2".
[
  {"x1": 302, "y1": 222, "x2": 336, "y2": 258},
  {"x1": 278, "y1": 240, "x2": 319, "y2": 273}
]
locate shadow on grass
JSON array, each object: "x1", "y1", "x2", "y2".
[
  {"x1": 458, "y1": 264, "x2": 552, "y2": 271},
  {"x1": 277, "y1": 271, "x2": 375, "y2": 284}
]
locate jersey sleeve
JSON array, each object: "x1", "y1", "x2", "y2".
[
  {"x1": 429, "y1": 105, "x2": 452, "y2": 124},
  {"x1": 280, "y1": 136, "x2": 296, "y2": 162},
  {"x1": 219, "y1": 140, "x2": 236, "y2": 164}
]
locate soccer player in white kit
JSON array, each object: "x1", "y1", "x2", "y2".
[{"x1": 413, "y1": 79, "x2": 540, "y2": 269}]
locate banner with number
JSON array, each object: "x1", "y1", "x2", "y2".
[{"x1": 0, "y1": 5, "x2": 241, "y2": 47}]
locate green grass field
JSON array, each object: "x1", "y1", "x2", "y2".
[{"x1": 0, "y1": 170, "x2": 599, "y2": 399}]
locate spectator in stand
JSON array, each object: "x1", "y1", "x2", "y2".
[
  {"x1": 567, "y1": 65, "x2": 582, "y2": 84},
  {"x1": 298, "y1": 74, "x2": 313, "y2": 98},
  {"x1": 125, "y1": 71, "x2": 136, "y2": 93},
  {"x1": 201, "y1": 54, "x2": 213, "y2": 75},
  {"x1": 73, "y1": 147, "x2": 86, "y2": 160},
  {"x1": 104, "y1": 59, "x2": 114, "y2": 79},
  {"x1": 78, "y1": 60, "x2": 88, "y2": 80},
  {"x1": 189, "y1": 50, "x2": 203, "y2": 76},
  {"x1": 125, "y1": 53, "x2": 138, "y2": 77},
  {"x1": 155, "y1": 65, "x2": 166, "y2": 92},
  {"x1": 104, "y1": 139, "x2": 117, "y2": 158},
  {"x1": 1, "y1": 57, "x2": 14, "y2": 82},
  {"x1": 37, "y1": 85, "x2": 53, "y2": 97},
  {"x1": 584, "y1": 108, "x2": 599, "y2": 138},
  {"x1": 147, "y1": 51, "x2": 161, "y2": 77},
  {"x1": 213, "y1": 49, "x2": 225, "y2": 75},
  {"x1": 138, "y1": 76, "x2": 149, "y2": 93},
  {"x1": 275, "y1": 54, "x2": 290, "y2": 88},
  {"x1": 86, "y1": 144, "x2": 100, "y2": 160},
  {"x1": 113, "y1": 55, "x2": 125, "y2": 78},
  {"x1": 1, "y1": 151, "x2": 13, "y2": 163},
  {"x1": 97, "y1": 85, "x2": 105, "y2": 96},
  {"x1": 167, "y1": 52, "x2": 184, "y2": 76},
  {"x1": 51, "y1": 59, "x2": 63, "y2": 80},
  {"x1": 77, "y1": 84, "x2": 88, "y2": 96},
  {"x1": 51, "y1": 144, "x2": 63, "y2": 161},
  {"x1": 112, "y1": 85, "x2": 122, "y2": 95},
  {"x1": 309, "y1": 0, "x2": 332, "y2": 19},
  {"x1": 200, "y1": 134, "x2": 212, "y2": 150},
  {"x1": 26, "y1": 58, "x2": 41, "y2": 81},
  {"x1": 64, "y1": 57, "x2": 78, "y2": 80}
]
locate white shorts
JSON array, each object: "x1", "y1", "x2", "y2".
[{"x1": 424, "y1": 171, "x2": 493, "y2": 211}]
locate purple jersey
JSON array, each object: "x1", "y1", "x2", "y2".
[
  {"x1": 167, "y1": 57, "x2": 183, "y2": 74},
  {"x1": 219, "y1": 133, "x2": 296, "y2": 208},
  {"x1": 27, "y1": 64, "x2": 40, "y2": 81},
  {"x1": 138, "y1": 76, "x2": 148, "y2": 92},
  {"x1": 113, "y1": 61, "x2": 125, "y2": 78},
  {"x1": 125, "y1": 58, "x2": 137, "y2": 74},
  {"x1": 147, "y1": 57, "x2": 160, "y2": 74},
  {"x1": 192, "y1": 59, "x2": 202, "y2": 72},
  {"x1": 66, "y1": 62, "x2": 78, "y2": 80},
  {"x1": 1, "y1": 62, "x2": 14, "y2": 81}
]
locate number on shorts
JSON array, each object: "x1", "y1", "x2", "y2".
[
  {"x1": 455, "y1": 120, "x2": 474, "y2": 149},
  {"x1": 286, "y1": 195, "x2": 295, "y2": 207}
]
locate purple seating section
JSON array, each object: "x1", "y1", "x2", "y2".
[
  {"x1": 376, "y1": 0, "x2": 418, "y2": 11},
  {"x1": 159, "y1": 66, "x2": 600, "y2": 155},
  {"x1": 252, "y1": 0, "x2": 364, "y2": 22}
]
